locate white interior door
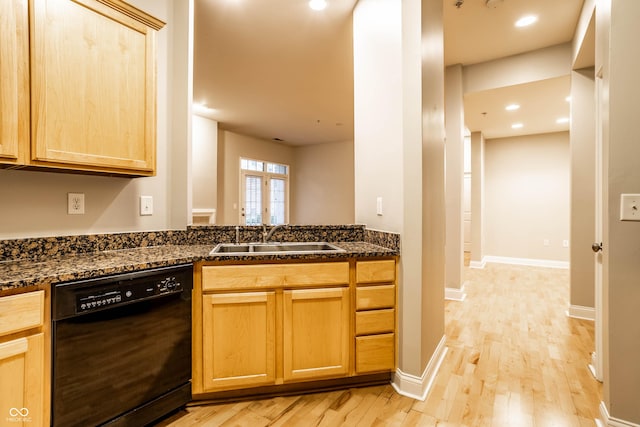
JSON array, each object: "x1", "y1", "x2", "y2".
[{"x1": 590, "y1": 70, "x2": 604, "y2": 382}]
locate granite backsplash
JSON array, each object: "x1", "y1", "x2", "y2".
[{"x1": 0, "y1": 225, "x2": 400, "y2": 262}]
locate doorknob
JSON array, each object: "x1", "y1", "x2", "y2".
[{"x1": 592, "y1": 242, "x2": 603, "y2": 253}]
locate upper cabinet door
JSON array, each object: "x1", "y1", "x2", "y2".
[
  {"x1": 0, "y1": 0, "x2": 29, "y2": 165},
  {"x1": 30, "y1": 0, "x2": 163, "y2": 175}
]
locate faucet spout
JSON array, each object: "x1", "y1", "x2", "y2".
[{"x1": 264, "y1": 224, "x2": 286, "y2": 243}]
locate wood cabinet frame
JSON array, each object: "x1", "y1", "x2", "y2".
[
  {"x1": 354, "y1": 259, "x2": 397, "y2": 374},
  {"x1": 283, "y1": 287, "x2": 350, "y2": 381},
  {"x1": 0, "y1": 289, "x2": 49, "y2": 426},
  {"x1": 202, "y1": 291, "x2": 276, "y2": 390},
  {"x1": 193, "y1": 257, "x2": 397, "y2": 398},
  {"x1": 1, "y1": 0, "x2": 164, "y2": 176}
]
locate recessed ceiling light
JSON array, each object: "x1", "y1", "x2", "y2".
[
  {"x1": 511, "y1": 123, "x2": 524, "y2": 129},
  {"x1": 556, "y1": 117, "x2": 570, "y2": 124},
  {"x1": 515, "y1": 15, "x2": 538, "y2": 27},
  {"x1": 505, "y1": 104, "x2": 520, "y2": 111},
  {"x1": 565, "y1": 96, "x2": 571, "y2": 102},
  {"x1": 309, "y1": 0, "x2": 327, "y2": 11}
]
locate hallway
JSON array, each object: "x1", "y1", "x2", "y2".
[
  {"x1": 157, "y1": 263, "x2": 601, "y2": 426},
  {"x1": 426, "y1": 264, "x2": 601, "y2": 425}
]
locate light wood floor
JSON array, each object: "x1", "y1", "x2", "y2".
[{"x1": 156, "y1": 263, "x2": 601, "y2": 426}]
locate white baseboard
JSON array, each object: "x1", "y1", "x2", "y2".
[
  {"x1": 566, "y1": 305, "x2": 595, "y2": 321},
  {"x1": 469, "y1": 258, "x2": 486, "y2": 269},
  {"x1": 588, "y1": 351, "x2": 604, "y2": 382},
  {"x1": 483, "y1": 255, "x2": 569, "y2": 269},
  {"x1": 599, "y1": 401, "x2": 640, "y2": 426},
  {"x1": 445, "y1": 281, "x2": 467, "y2": 301},
  {"x1": 391, "y1": 335, "x2": 447, "y2": 401}
]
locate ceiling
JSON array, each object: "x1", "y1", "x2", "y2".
[{"x1": 193, "y1": 0, "x2": 587, "y2": 145}]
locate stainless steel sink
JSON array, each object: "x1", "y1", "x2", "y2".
[
  {"x1": 209, "y1": 242, "x2": 345, "y2": 256},
  {"x1": 212, "y1": 244, "x2": 252, "y2": 253}
]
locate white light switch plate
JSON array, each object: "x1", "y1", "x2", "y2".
[
  {"x1": 140, "y1": 196, "x2": 153, "y2": 216},
  {"x1": 620, "y1": 194, "x2": 640, "y2": 221}
]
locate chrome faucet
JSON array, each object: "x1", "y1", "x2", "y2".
[{"x1": 262, "y1": 224, "x2": 286, "y2": 243}]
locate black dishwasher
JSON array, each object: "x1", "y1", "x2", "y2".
[{"x1": 51, "y1": 264, "x2": 193, "y2": 427}]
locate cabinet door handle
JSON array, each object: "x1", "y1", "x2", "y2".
[{"x1": 592, "y1": 242, "x2": 603, "y2": 253}]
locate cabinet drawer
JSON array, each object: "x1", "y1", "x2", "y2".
[
  {"x1": 356, "y1": 333, "x2": 395, "y2": 373},
  {"x1": 203, "y1": 262, "x2": 349, "y2": 291},
  {"x1": 355, "y1": 309, "x2": 395, "y2": 336},
  {"x1": 356, "y1": 260, "x2": 395, "y2": 284},
  {"x1": 355, "y1": 285, "x2": 395, "y2": 310},
  {"x1": 0, "y1": 291, "x2": 44, "y2": 337}
]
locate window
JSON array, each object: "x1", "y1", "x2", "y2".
[{"x1": 240, "y1": 158, "x2": 289, "y2": 225}]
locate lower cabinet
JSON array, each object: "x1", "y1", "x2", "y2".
[
  {"x1": 0, "y1": 290, "x2": 47, "y2": 426},
  {"x1": 355, "y1": 260, "x2": 397, "y2": 374},
  {"x1": 355, "y1": 333, "x2": 395, "y2": 373},
  {"x1": 283, "y1": 287, "x2": 350, "y2": 381},
  {"x1": 0, "y1": 334, "x2": 44, "y2": 425},
  {"x1": 194, "y1": 258, "x2": 396, "y2": 397},
  {"x1": 202, "y1": 291, "x2": 276, "y2": 390}
]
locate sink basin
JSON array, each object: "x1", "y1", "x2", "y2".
[
  {"x1": 251, "y1": 242, "x2": 341, "y2": 252},
  {"x1": 209, "y1": 242, "x2": 345, "y2": 256},
  {"x1": 212, "y1": 244, "x2": 251, "y2": 253}
]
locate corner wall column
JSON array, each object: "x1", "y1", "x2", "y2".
[
  {"x1": 444, "y1": 64, "x2": 466, "y2": 300},
  {"x1": 470, "y1": 131, "x2": 485, "y2": 268}
]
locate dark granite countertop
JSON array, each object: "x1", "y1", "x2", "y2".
[{"x1": 0, "y1": 242, "x2": 397, "y2": 292}]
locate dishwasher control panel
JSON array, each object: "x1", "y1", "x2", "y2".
[
  {"x1": 52, "y1": 264, "x2": 193, "y2": 320},
  {"x1": 76, "y1": 275, "x2": 184, "y2": 313}
]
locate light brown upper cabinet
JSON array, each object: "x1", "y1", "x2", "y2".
[
  {"x1": 1, "y1": 0, "x2": 164, "y2": 176},
  {"x1": 0, "y1": 0, "x2": 29, "y2": 165}
]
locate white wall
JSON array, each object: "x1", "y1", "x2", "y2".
[
  {"x1": 192, "y1": 115, "x2": 218, "y2": 214},
  {"x1": 463, "y1": 43, "x2": 572, "y2": 94},
  {"x1": 484, "y1": 132, "x2": 570, "y2": 262},
  {"x1": 0, "y1": 0, "x2": 190, "y2": 239},
  {"x1": 569, "y1": 0, "x2": 596, "y2": 312},
  {"x1": 292, "y1": 141, "x2": 354, "y2": 225},
  {"x1": 353, "y1": 0, "x2": 404, "y2": 233},
  {"x1": 355, "y1": 0, "x2": 423, "y2": 378},
  {"x1": 599, "y1": 0, "x2": 640, "y2": 421},
  {"x1": 419, "y1": 0, "x2": 446, "y2": 371},
  {"x1": 444, "y1": 64, "x2": 464, "y2": 292},
  {"x1": 166, "y1": 0, "x2": 193, "y2": 229},
  {"x1": 470, "y1": 131, "x2": 485, "y2": 264},
  {"x1": 353, "y1": 0, "x2": 446, "y2": 392},
  {"x1": 569, "y1": 69, "x2": 595, "y2": 308}
]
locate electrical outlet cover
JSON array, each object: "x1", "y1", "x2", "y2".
[{"x1": 68, "y1": 193, "x2": 85, "y2": 215}]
